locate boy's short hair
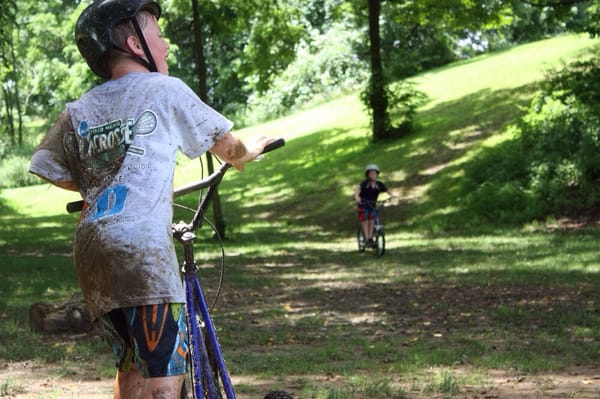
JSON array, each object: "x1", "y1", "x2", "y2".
[{"x1": 109, "y1": 8, "x2": 158, "y2": 67}]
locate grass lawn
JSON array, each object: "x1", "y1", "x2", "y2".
[{"x1": 1, "y1": 34, "x2": 600, "y2": 398}]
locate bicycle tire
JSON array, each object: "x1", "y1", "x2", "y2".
[
  {"x1": 175, "y1": 202, "x2": 226, "y2": 313},
  {"x1": 197, "y1": 217, "x2": 226, "y2": 312},
  {"x1": 356, "y1": 228, "x2": 365, "y2": 252},
  {"x1": 181, "y1": 346, "x2": 223, "y2": 398},
  {"x1": 374, "y1": 230, "x2": 385, "y2": 256},
  {"x1": 264, "y1": 391, "x2": 294, "y2": 399}
]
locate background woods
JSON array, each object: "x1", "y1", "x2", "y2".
[{"x1": 2, "y1": 0, "x2": 599, "y2": 148}]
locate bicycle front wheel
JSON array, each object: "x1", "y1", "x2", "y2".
[
  {"x1": 374, "y1": 230, "x2": 385, "y2": 256},
  {"x1": 356, "y1": 228, "x2": 365, "y2": 252}
]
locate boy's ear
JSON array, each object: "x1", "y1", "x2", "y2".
[{"x1": 125, "y1": 36, "x2": 144, "y2": 56}]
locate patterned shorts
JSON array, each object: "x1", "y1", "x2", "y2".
[
  {"x1": 357, "y1": 206, "x2": 376, "y2": 221},
  {"x1": 100, "y1": 303, "x2": 188, "y2": 378}
]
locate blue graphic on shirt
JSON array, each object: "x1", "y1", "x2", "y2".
[
  {"x1": 78, "y1": 120, "x2": 89, "y2": 138},
  {"x1": 92, "y1": 185, "x2": 128, "y2": 220}
]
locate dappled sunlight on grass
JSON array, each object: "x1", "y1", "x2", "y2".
[{"x1": 3, "y1": 35, "x2": 600, "y2": 398}]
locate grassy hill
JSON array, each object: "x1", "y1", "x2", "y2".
[
  {"x1": 202, "y1": 33, "x2": 599, "y2": 236},
  {"x1": 2, "y1": 34, "x2": 597, "y2": 240},
  {"x1": 1, "y1": 34, "x2": 600, "y2": 398}
]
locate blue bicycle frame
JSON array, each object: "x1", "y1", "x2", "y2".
[
  {"x1": 173, "y1": 139, "x2": 285, "y2": 399},
  {"x1": 173, "y1": 160, "x2": 236, "y2": 399}
]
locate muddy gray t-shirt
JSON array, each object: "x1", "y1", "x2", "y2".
[{"x1": 29, "y1": 72, "x2": 232, "y2": 320}]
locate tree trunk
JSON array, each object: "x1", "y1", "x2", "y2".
[
  {"x1": 2, "y1": 84, "x2": 15, "y2": 145},
  {"x1": 205, "y1": 152, "x2": 226, "y2": 239},
  {"x1": 367, "y1": 0, "x2": 389, "y2": 141},
  {"x1": 10, "y1": 39, "x2": 23, "y2": 146},
  {"x1": 191, "y1": 0, "x2": 226, "y2": 238}
]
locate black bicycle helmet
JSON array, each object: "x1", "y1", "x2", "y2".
[{"x1": 75, "y1": 0, "x2": 161, "y2": 78}]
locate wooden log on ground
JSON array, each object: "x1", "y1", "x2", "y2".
[{"x1": 29, "y1": 297, "x2": 93, "y2": 334}]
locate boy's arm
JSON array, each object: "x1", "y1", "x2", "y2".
[
  {"x1": 354, "y1": 184, "x2": 362, "y2": 204},
  {"x1": 209, "y1": 132, "x2": 271, "y2": 171},
  {"x1": 29, "y1": 110, "x2": 80, "y2": 192},
  {"x1": 35, "y1": 175, "x2": 80, "y2": 192}
]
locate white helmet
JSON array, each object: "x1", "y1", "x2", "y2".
[{"x1": 364, "y1": 164, "x2": 380, "y2": 176}]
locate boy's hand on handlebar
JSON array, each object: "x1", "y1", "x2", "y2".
[
  {"x1": 231, "y1": 135, "x2": 273, "y2": 171},
  {"x1": 210, "y1": 133, "x2": 274, "y2": 171}
]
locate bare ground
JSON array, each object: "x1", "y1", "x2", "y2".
[
  {"x1": 1, "y1": 361, "x2": 600, "y2": 398},
  {"x1": 3, "y1": 227, "x2": 600, "y2": 398}
]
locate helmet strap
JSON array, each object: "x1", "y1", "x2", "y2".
[{"x1": 130, "y1": 16, "x2": 158, "y2": 73}]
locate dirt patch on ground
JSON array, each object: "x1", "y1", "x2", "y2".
[{"x1": 2, "y1": 362, "x2": 600, "y2": 398}]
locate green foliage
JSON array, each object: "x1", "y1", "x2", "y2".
[
  {"x1": 381, "y1": 3, "x2": 457, "y2": 77},
  {"x1": 16, "y1": 1, "x2": 92, "y2": 118},
  {"x1": 242, "y1": 23, "x2": 368, "y2": 124},
  {"x1": 463, "y1": 57, "x2": 600, "y2": 223},
  {"x1": 0, "y1": 154, "x2": 39, "y2": 189},
  {"x1": 241, "y1": 3, "x2": 306, "y2": 94},
  {"x1": 521, "y1": 94, "x2": 600, "y2": 214}
]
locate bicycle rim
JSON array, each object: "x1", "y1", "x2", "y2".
[
  {"x1": 194, "y1": 217, "x2": 226, "y2": 312},
  {"x1": 375, "y1": 232, "x2": 385, "y2": 256},
  {"x1": 356, "y1": 228, "x2": 365, "y2": 252}
]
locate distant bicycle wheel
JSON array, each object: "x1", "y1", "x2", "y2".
[
  {"x1": 356, "y1": 228, "x2": 366, "y2": 252},
  {"x1": 264, "y1": 391, "x2": 294, "y2": 399},
  {"x1": 374, "y1": 230, "x2": 385, "y2": 256}
]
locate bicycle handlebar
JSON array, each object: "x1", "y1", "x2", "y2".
[
  {"x1": 66, "y1": 138, "x2": 286, "y2": 213},
  {"x1": 173, "y1": 138, "x2": 285, "y2": 198}
]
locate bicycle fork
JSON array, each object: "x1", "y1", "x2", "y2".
[{"x1": 175, "y1": 224, "x2": 236, "y2": 399}]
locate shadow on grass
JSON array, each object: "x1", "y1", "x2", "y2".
[
  {"x1": 0, "y1": 213, "x2": 78, "y2": 255},
  {"x1": 187, "y1": 83, "x2": 541, "y2": 239},
  {"x1": 211, "y1": 229, "x2": 600, "y2": 374}
]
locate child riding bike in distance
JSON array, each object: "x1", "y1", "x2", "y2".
[
  {"x1": 354, "y1": 164, "x2": 393, "y2": 246},
  {"x1": 28, "y1": 1, "x2": 272, "y2": 398}
]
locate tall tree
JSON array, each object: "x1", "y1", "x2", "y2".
[
  {"x1": 356, "y1": 0, "x2": 517, "y2": 141},
  {"x1": 165, "y1": 0, "x2": 306, "y2": 236},
  {"x1": 190, "y1": 0, "x2": 226, "y2": 239},
  {"x1": 0, "y1": 0, "x2": 22, "y2": 146},
  {"x1": 367, "y1": 0, "x2": 388, "y2": 141}
]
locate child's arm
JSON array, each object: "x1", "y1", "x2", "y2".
[
  {"x1": 354, "y1": 184, "x2": 362, "y2": 204},
  {"x1": 29, "y1": 110, "x2": 80, "y2": 192}
]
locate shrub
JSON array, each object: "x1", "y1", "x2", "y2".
[
  {"x1": 463, "y1": 57, "x2": 600, "y2": 223},
  {"x1": 0, "y1": 155, "x2": 40, "y2": 189}
]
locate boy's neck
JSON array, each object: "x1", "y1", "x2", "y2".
[{"x1": 110, "y1": 58, "x2": 151, "y2": 80}]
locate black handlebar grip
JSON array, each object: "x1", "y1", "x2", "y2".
[
  {"x1": 66, "y1": 200, "x2": 84, "y2": 213},
  {"x1": 261, "y1": 138, "x2": 285, "y2": 154}
]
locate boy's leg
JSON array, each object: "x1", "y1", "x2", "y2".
[
  {"x1": 360, "y1": 220, "x2": 369, "y2": 241},
  {"x1": 367, "y1": 218, "x2": 375, "y2": 241},
  {"x1": 103, "y1": 304, "x2": 188, "y2": 399},
  {"x1": 142, "y1": 375, "x2": 185, "y2": 398},
  {"x1": 358, "y1": 206, "x2": 369, "y2": 242},
  {"x1": 114, "y1": 367, "x2": 183, "y2": 399},
  {"x1": 114, "y1": 367, "x2": 143, "y2": 399}
]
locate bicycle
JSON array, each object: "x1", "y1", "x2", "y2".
[
  {"x1": 67, "y1": 138, "x2": 292, "y2": 399},
  {"x1": 356, "y1": 197, "x2": 392, "y2": 257}
]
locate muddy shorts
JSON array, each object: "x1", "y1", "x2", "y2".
[{"x1": 100, "y1": 303, "x2": 188, "y2": 378}]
